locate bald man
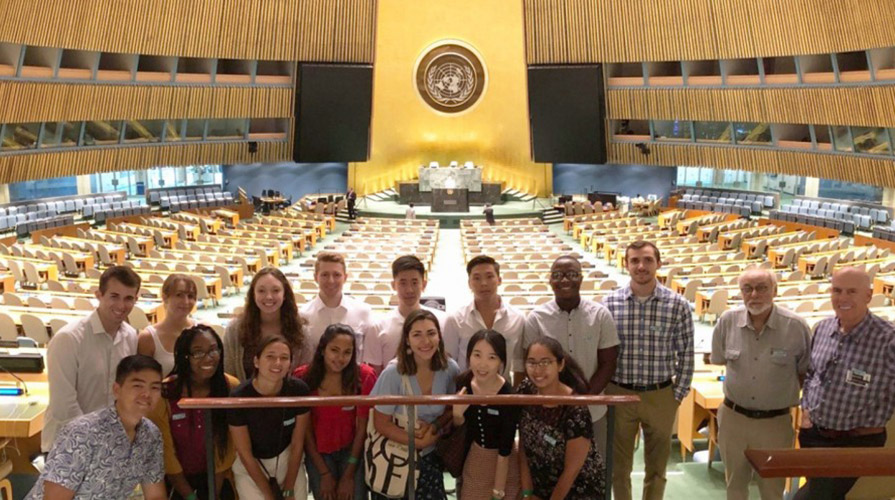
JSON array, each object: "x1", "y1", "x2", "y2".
[
  {"x1": 711, "y1": 268, "x2": 811, "y2": 500},
  {"x1": 796, "y1": 267, "x2": 895, "y2": 500}
]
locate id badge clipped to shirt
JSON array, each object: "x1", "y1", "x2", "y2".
[{"x1": 845, "y1": 367, "x2": 872, "y2": 388}]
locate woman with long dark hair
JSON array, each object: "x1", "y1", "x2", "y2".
[
  {"x1": 369, "y1": 309, "x2": 460, "y2": 500},
  {"x1": 452, "y1": 329, "x2": 522, "y2": 500},
  {"x1": 148, "y1": 324, "x2": 238, "y2": 499},
  {"x1": 518, "y1": 337, "x2": 605, "y2": 500},
  {"x1": 228, "y1": 336, "x2": 311, "y2": 500},
  {"x1": 223, "y1": 267, "x2": 307, "y2": 381},
  {"x1": 294, "y1": 323, "x2": 377, "y2": 500}
]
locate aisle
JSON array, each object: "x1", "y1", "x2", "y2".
[{"x1": 425, "y1": 228, "x2": 471, "y2": 310}]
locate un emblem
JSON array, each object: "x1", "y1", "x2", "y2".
[{"x1": 415, "y1": 42, "x2": 486, "y2": 114}]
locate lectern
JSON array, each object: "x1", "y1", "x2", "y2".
[{"x1": 432, "y1": 188, "x2": 469, "y2": 212}]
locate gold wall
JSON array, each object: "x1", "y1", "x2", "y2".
[
  {"x1": 0, "y1": 0, "x2": 375, "y2": 62},
  {"x1": 524, "y1": 0, "x2": 895, "y2": 64},
  {"x1": 0, "y1": 82, "x2": 293, "y2": 123},
  {"x1": 349, "y1": 0, "x2": 551, "y2": 197}
]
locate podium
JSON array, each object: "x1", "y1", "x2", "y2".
[{"x1": 432, "y1": 188, "x2": 469, "y2": 212}]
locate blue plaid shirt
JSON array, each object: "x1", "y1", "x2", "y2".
[
  {"x1": 802, "y1": 313, "x2": 895, "y2": 430},
  {"x1": 603, "y1": 283, "x2": 695, "y2": 401}
]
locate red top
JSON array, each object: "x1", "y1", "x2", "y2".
[{"x1": 293, "y1": 363, "x2": 378, "y2": 454}]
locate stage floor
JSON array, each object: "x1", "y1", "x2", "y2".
[{"x1": 356, "y1": 197, "x2": 551, "y2": 227}]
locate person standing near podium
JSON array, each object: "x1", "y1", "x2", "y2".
[
  {"x1": 484, "y1": 203, "x2": 495, "y2": 225},
  {"x1": 711, "y1": 268, "x2": 811, "y2": 500}
]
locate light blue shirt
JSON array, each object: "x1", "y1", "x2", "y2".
[{"x1": 370, "y1": 358, "x2": 460, "y2": 453}]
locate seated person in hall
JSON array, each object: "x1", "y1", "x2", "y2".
[
  {"x1": 42, "y1": 265, "x2": 143, "y2": 452},
  {"x1": 26, "y1": 355, "x2": 166, "y2": 500},
  {"x1": 363, "y1": 255, "x2": 445, "y2": 373}
]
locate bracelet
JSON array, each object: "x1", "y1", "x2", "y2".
[
  {"x1": 282, "y1": 489, "x2": 294, "y2": 497},
  {"x1": 347, "y1": 455, "x2": 359, "y2": 465},
  {"x1": 522, "y1": 489, "x2": 534, "y2": 498},
  {"x1": 185, "y1": 493, "x2": 197, "y2": 500}
]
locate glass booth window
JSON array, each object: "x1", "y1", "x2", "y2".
[{"x1": 694, "y1": 121, "x2": 732, "y2": 143}]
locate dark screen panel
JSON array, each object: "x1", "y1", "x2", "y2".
[
  {"x1": 527, "y1": 65, "x2": 606, "y2": 164},
  {"x1": 295, "y1": 64, "x2": 373, "y2": 163}
]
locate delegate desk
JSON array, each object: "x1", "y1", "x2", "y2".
[
  {"x1": 0, "y1": 348, "x2": 48, "y2": 477},
  {"x1": 0, "y1": 275, "x2": 14, "y2": 294}
]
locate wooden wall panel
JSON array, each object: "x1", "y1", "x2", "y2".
[
  {"x1": 0, "y1": 82, "x2": 293, "y2": 123},
  {"x1": 608, "y1": 142, "x2": 895, "y2": 187},
  {"x1": 525, "y1": 0, "x2": 895, "y2": 64},
  {"x1": 0, "y1": 142, "x2": 291, "y2": 184},
  {"x1": 0, "y1": 0, "x2": 374, "y2": 62},
  {"x1": 606, "y1": 87, "x2": 895, "y2": 128}
]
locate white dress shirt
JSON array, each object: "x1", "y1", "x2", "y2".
[
  {"x1": 42, "y1": 311, "x2": 137, "y2": 451},
  {"x1": 443, "y1": 298, "x2": 525, "y2": 374},
  {"x1": 365, "y1": 306, "x2": 445, "y2": 367},
  {"x1": 299, "y1": 294, "x2": 378, "y2": 365},
  {"x1": 523, "y1": 299, "x2": 620, "y2": 421}
]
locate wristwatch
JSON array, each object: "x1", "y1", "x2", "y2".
[{"x1": 492, "y1": 489, "x2": 506, "y2": 499}]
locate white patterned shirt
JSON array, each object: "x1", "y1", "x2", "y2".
[{"x1": 26, "y1": 406, "x2": 164, "y2": 499}]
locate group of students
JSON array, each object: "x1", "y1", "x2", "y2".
[{"x1": 27, "y1": 239, "x2": 894, "y2": 500}]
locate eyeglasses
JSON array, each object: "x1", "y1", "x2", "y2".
[
  {"x1": 525, "y1": 359, "x2": 556, "y2": 369},
  {"x1": 189, "y1": 347, "x2": 221, "y2": 360},
  {"x1": 740, "y1": 284, "x2": 771, "y2": 295},
  {"x1": 550, "y1": 271, "x2": 581, "y2": 281}
]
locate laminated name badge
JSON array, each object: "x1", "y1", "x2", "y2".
[{"x1": 845, "y1": 368, "x2": 871, "y2": 388}]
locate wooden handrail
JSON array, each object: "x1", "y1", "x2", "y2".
[
  {"x1": 746, "y1": 448, "x2": 895, "y2": 478},
  {"x1": 179, "y1": 394, "x2": 641, "y2": 409}
]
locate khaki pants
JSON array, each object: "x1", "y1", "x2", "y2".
[
  {"x1": 717, "y1": 405, "x2": 793, "y2": 500},
  {"x1": 232, "y1": 446, "x2": 308, "y2": 500},
  {"x1": 606, "y1": 383, "x2": 678, "y2": 500}
]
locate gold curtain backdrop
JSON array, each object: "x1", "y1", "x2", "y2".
[
  {"x1": 610, "y1": 142, "x2": 895, "y2": 188},
  {"x1": 349, "y1": 0, "x2": 551, "y2": 197},
  {"x1": 0, "y1": 0, "x2": 374, "y2": 62},
  {"x1": 606, "y1": 87, "x2": 895, "y2": 128},
  {"x1": 0, "y1": 83, "x2": 292, "y2": 124},
  {"x1": 0, "y1": 141, "x2": 291, "y2": 184},
  {"x1": 524, "y1": 0, "x2": 895, "y2": 64}
]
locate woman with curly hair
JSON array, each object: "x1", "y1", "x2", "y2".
[{"x1": 223, "y1": 267, "x2": 307, "y2": 381}]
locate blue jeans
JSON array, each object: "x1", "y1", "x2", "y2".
[{"x1": 307, "y1": 446, "x2": 368, "y2": 500}]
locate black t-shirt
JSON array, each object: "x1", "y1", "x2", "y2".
[
  {"x1": 227, "y1": 376, "x2": 310, "y2": 458},
  {"x1": 462, "y1": 380, "x2": 520, "y2": 456}
]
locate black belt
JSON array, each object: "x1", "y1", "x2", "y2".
[
  {"x1": 723, "y1": 398, "x2": 790, "y2": 419},
  {"x1": 615, "y1": 379, "x2": 673, "y2": 392}
]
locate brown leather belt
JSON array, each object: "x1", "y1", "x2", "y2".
[
  {"x1": 815, "y1": 426, "x2": 886, "y2": 439},
  {"x1": 723, "y1": 398, "x2": 790, "y2": 419}
]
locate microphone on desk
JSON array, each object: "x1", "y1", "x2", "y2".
[{"x1": 0, "y1": 363, "x2": 29, "y2": 396}]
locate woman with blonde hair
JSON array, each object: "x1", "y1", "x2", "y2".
[{"x1": 138, "y1": 273, "x2": 198, "y2": 376}]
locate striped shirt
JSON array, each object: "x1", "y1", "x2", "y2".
[
  {"x1": 802, "y1": 313, "x2": 895, "y2": 430},
  {"x1": 603, "y1": 283, "x2": 695, "y2": 401}
]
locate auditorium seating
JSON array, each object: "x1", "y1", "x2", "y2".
[
  {"x1": 148, "y1": 186, "x2": 233, "y2": 212},
  {"x1": 679, "y1": 188, "x2": 777, "y2": 213},
  {"x1": 772, "y1": 198, "x2": 890, "y2": 233}
]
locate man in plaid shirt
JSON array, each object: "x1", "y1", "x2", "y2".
[
  {"x1": 603, "y1": 240, "x2": 694, "y2": 500},
  {"x1": 796, "y1": 267, "x2": 895, "y2": 500}
]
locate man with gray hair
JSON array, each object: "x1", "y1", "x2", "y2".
[
  {"x1": 796, "y1": 266, "x2": 895, "y2": 500},
  {"x1": 711, "y1": 267, "x2": 812, "y2": 500}
]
